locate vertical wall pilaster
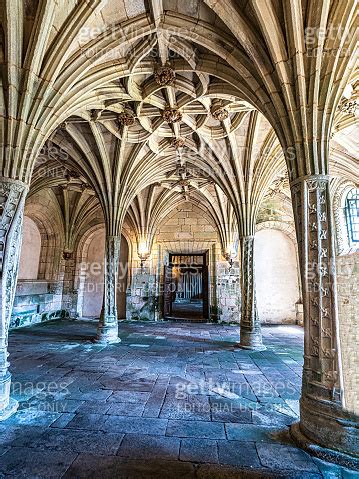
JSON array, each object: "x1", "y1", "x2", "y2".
[{"x1": 0, "y1": 178, "x2": 28, "y2": 420}]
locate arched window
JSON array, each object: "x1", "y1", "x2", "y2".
[{"x1": 345, "y1": 189, "x2": 359, "y2": 245}]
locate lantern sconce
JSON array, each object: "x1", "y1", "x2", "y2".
[
  {"x1": 224, "y1": 252, "x2": 234, "y2": 273},
  {"x1": 223, "y1": 246, "x2": 236, "y2": 273},
  {"x1": 63, "y1": 249, "x2": 72, "y2": 260},
  {"x1": 138, "y1": 242, "x2": 150, "y2": 273}
]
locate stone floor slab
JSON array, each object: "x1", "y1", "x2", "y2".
[
  {"x1": 166, "y1": 419, "x2": 226, "y2": 439},
  {"x1": 104, "y1": 415, "x2": 168, "y2": 435},
  {"x1": 63, "y1": 454, "x2": 195, "y2": 479},
  {"x1": 117, "y1": 434, "x2": 180, "y2": 460},
  {"x1": 0, "y1": 447, "x2": 77, "y2": 478},
  {"x1": 106, "y1": 402, "x2": 145, "y2": 416},
  {"x1": 217, "y1": 440, "x2": 261, "y2": 468},
  {"x1": 256, "y1": 443, "x2": 320, "y2": 472},
  {"x1": 225, "y1": 423, "x2": 283, "y2": 442},
  {"x1": 179, "y1": 438, "x2": 219, "y2": 463}
]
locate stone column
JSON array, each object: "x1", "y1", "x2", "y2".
[
  {"x1": 96, "y1": 235, "x2": 120, "y2": 343},
  {"x1": 239, "y1": 235, "x2": 264, "y2": 350},
  {"x1": 0, "y1": 178, "x2": 28, "y2": 420},
  {"x1": 290, "y1": 175, "x2": 358, "y2": 468}
]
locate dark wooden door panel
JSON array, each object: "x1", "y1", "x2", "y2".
[
  {"x1": 163, "y1": 266, "x2": 173, "y2": 317},
  {"x1": 202, "y1": 265, "x2": 209, "y2": 319}
]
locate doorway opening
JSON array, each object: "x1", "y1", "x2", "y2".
[{"x1": 163, "y1": 253, "x2": 209, "y2": 321}]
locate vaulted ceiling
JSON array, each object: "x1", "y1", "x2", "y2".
[{"x1": 1, "y1": 0, "x2": 357, "y2": 248}]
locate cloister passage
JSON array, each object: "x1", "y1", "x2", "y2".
[
  {"x1": 0, "y1": 0, "x2": 358, "y2": 477},
  {"x1": 3, "y1": 318, "x2": 350, "y2": 478}
]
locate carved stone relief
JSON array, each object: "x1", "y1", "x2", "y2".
[
  {"x1": 291, "y1": 176, "x2": 341, "y2": 401},
  {"x1": 0, "y1": 179, "x2": 28, "y2": 417},
  {"x1": 239, "y1": 235, "x2": 263, "y2": 349}
]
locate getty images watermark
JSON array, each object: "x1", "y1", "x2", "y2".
[
  {"x1": 174, "y1": 378, "x2": 298, "y2": 414},
  {"x1": 11, "y1": 380, "x2": 71, "y2": 413}
]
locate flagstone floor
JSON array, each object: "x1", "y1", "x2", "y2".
[{"x1": 0, "y1": 320, "x2": 355, "y2": 478}]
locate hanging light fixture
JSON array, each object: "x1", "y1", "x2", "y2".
[{"x1": 138, "y1": 242, "x2": 150, "y2": 272}]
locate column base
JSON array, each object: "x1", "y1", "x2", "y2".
[
  {"x1": 290, "y1": 396, "x2": 359, "y2": 470},
  {"x1": 95, "y1": 321, "x2": 120, "y2": 344},
  {"x1": 0, "y1": 397, "x2": 19, "y2": 421},
  {"x1": 238, "y1": 343, "x2": 267, "y2": 351},
  {"x1": 239, "y1": 328, "x2": 266, "y2": 350},
  {"x1": 291, "y1": 423, "x2": 359, "y2": 470}
]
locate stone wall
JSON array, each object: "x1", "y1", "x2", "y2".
[
  {"x1": 10, "y1": 280, "x2": 68, "y2": 329},
  {"x1": 76, "y1": 229, "x2": 129, "y2": 319},
  {"x1": 126, "y1": 203, "x2": 241, "y2": 323},
  {"x1": 18, "y1": 216, "x2": 41, "y2": 280},
  {"x1": 126, "y1": 270, "x2": 158, "y2": 321},
  {"x1": 255, "y1": 229, "x2": 300, "y2": 324},
  {"x1": 12, "y1": 205, "x2": 69, "y2": 329},
  {"x1": 336, "y1": 253, "x2": 359, "y2": 415},
  {"x1": 81, "y1": 229, "x2": 105, "y2": 318},
  {"x1": 214, "y1": 259, "x2": 241, "y2": 323}
]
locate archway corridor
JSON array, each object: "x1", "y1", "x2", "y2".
[{"x1": 0, "y1": 0, "x2": 358, "y2": 477}]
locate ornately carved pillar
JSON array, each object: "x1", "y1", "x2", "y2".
[
  {"x1": 96, "y1": 235, "x2": 120, "y2": 343},
  {"x1": 290, "y1": 175, "x2": 358, "y2": 468},
  {"x1": 0, "y1": 178, "x2": 28, "y2": 420},
  {"x1": 239, "y1": 235, "x2": 264, "y2": 350}
]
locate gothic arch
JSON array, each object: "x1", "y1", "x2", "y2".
[{"x1": 24, "y1": 191, "x2": 65, "y2": 281}]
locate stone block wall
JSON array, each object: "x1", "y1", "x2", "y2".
[
  {"x1": 214, "y1": 260, "x2": 241, "y2": 323},
  {"x1": 10, "y1": 280, "x2": 68, "y2": 329},
  {"x1": 126, "y1": 203, "x2": 241, "y2": 323},
  {"x1": 336, "y1": 253, "x2": 359, "y2": 415},
  {"x1": 126, "y1": 270, "x2": 158, "y2": 321}
]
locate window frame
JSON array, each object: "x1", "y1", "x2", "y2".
[{"x1": 345, "y1": 189, "x2": 359, "y2": 244}]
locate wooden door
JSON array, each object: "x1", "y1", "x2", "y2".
[
  {"x1": 202, "y1": 265, "x2": 209, "y2": 319},
  {"x1": 163, "y1": 266, "x2": 173, "y2": 318}
]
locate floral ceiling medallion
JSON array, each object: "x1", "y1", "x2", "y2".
[
  {"x1": 211, "y1": 104, "x2": 229, "y2": 121},
  {"x1": 118, "y1": 111, "x2": 135, "y2": 126},
  {"x1": 154, "y1": 65, "x2": 175, "y2": 86},
  {"x1": 162, "y1": 106, "x2": 182, "y2": 124},
  {"x1": 171, "y1": 137, "x2": 185, "y2": 148},
  {"x1": 338, "y1": 99, "x2": 358, "y2": 116}
]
